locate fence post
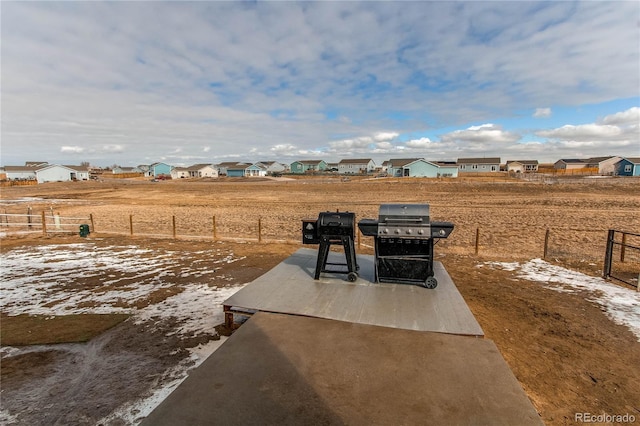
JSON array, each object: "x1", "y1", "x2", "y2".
[
  {"x1": 620, "y1": 233, "x2": 626, "y2": 262},
  {"x1": 27, "y1": 206, "x2": 32, "y2": 229},
  {"x1": 475, "y1": 227, "x2": 480, "y2": 255},
  {"x1": 212, "y1": 215, "x2": 217, "y2": 241},
  {"x1": 543, "y1": 228, "x2": 550, "y2": 259},
  {"x1": 603, "y1": 229, "x2": 614, "y2": 278},
  {"x1": 41, "y1": 211, "x2": 47, "y2": 235},
  {"x1": 129, "y1": 215, "x2": 134, "y2": 237},
  {"x1": 90, "y1": 213, "x2": 95, "y2": 232},
  {"x1": 258, "y1": 217, "x2": 262, "y2": 242},
  {"x1": 172, "y1": 215, "x2": 177, "y2": 239}
]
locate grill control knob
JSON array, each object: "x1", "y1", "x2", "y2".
[
  {"x1": 394, "y1": 229, "x2": 400, "y2": 234},
  {"x1": 438, "y1": 229, "x2": 446, "y2": 237},
  {"x1": 406, "y1": 229, "x2": 412, "y2": 235},
  {"x1": 383, "y1": 228, "x2": 389, "y2": 234},
  {"x1": 418, "y1": 229, "x2": 424, "y2": 235}
]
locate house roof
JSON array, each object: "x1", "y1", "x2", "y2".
[
  {"x1": 293, "y1": 160, "x2": 326, "y2": 165},
  {"x1": 457, "y1": 157, "x2": 501, "y2": 164},
  {"x1": 218, "y1": 161, "x2": 249, "y2": 168},
  {"x1": 434, "y1": 161, "x2": 458, "y2": 167},
  {"x1": 556, "y1": 159, "x2": 586, "y2": 164},
  {"x1": 620, "y1": 157, "x2": 640, "y2": 164},
  {"x1": 186, "y1": 164, "x2": 214, "y2": 171},
  {"x1": 506, "y1": 160, "x2": 539, "y2": 165},
  {"x1": 25, "y1": 161, "x2": 48, "y2": 167},
  {"x1": 63, "y1": 165, "x2": 90, "y2": 172},
  {"x1": 2, "y1": 165, "x2": 39, "y2": 172},
  {"x1": 389, "y1": 158, "x2": 421, "y2": 167},
  {"x1": 338, "y1": 158, "x2": 373, "y2": 164}
]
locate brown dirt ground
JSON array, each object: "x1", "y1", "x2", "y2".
[{"x1": 1, "y1": 176, "x2": 639, "y2": 425}]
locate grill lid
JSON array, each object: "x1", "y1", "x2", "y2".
[{"x1": 377, "y1": 203, "x2": 430, "y2": 237}]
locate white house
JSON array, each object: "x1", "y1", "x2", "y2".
[
  {"x1": 64, "y1": 165, "x2": 90, "y2": 180},
  {"x1": 2, "y1": 165, "x2": 38, "y2": 180},
  {"x1": 338, "y1": 158, "x2": 376, "y2": 174},
  {"x1": 36, "y1": 165, "x2": 82, "y2": 183},
  {"x1": 171, "y1": 167, "x2": 190, "y2": 179},
  {"x1": 457, "y1": 158, "x2": 501, "y2": 173},
  {"x1": 506, "y1": 160, "x2": 539, "y2": 173},
  {"x1": 187, "y1": 164, "x2": 218, "y2": 178},
  {"x1": 257, "y1": 161, "x2": 287, "y2": 175}
]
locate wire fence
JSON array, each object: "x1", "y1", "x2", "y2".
[
  {"x1": 604, "y1": 230, "x2": 640, "y2": 289},
  {"x1": 2, "y1": 211, "x2": 637, "y2": 288}
]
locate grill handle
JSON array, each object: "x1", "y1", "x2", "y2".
[{"x1": 381, "y1": 218, "x2": 424, "y2": 223}]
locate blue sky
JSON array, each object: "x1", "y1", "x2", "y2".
[{"x1": 1, "y1": 1, "x2": 639, "y2": 167}]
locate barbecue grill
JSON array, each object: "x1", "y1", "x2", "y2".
[
  {"x1": 302, "y1": 211, "x2": 359, "y2": 282},
  {"x1": 358, "y1": 203, "x2": 453, "y2": 288}
]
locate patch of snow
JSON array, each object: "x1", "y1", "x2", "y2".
[
  {"x1": 486, "y1": 259, "x2": 640, "y2": 341},
  {"x1": 0, "y1": 242, "x2": 251, "y2": 424}
]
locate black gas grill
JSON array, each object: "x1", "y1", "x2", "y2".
[
  {"x1": 302, "y1": 211, "x2": 359, "y2": 282},
  {"x1": 358, "y1": 204, "x2": 453, "y2": 288}
]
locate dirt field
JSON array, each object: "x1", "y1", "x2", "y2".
[{"x1": 1, "y1": 176, "x2": 639, "y2": 425}]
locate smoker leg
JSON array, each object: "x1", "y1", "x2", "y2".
[
  {"x1": 315, "y1": 238, "x2": 331, "y2": 279},
  {"x1": 342, "y1": 235, "x2": 358, "y2": 276}
]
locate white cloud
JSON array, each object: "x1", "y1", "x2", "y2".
[
  {"x1": 599, "y1": 107, "x2": 640, "y2": 126},
  {"x1": 536, "y1": 124, "x2": 624, "y2": 141},
  {"x1": 533, "y1": 108, "x2": 551, "y2": 118},
  {"x1": 441, "y1": 124, "x2": 520, "y2": 144},
  {"x1": 60, "y1": 146, "x2": 85, "y2": 154},
  {"x1": 405, "y1": 138, "x2": 434, "y2": 149},
  {"x1": 373, "y1": 132, "x2": 399, "y2": 142}
]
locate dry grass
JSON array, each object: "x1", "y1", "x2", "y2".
[{"x1": 1, "y1": 313, "x2": 129, "y2": 346}]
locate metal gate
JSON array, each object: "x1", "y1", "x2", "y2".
[{"x1": 603, "y1": 230, "x2": 640, "y2": 289}]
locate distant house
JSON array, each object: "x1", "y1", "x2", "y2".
[
  {"x1": 185, "y1": 164, "x2": 218, "y2": 178},
  {"x1": 615, "y1": 158, "x2": 640, "y2": 176},
  {"x1": 379, "y1": 161, "x2": 392, "y2": 173},
  {"x1": 290, "y1": 160, "x2": 328, "y2": 174},
  {"x1": 326, "y1": 163, "x2": 339, "y2": 172},
  {"x1": 338, "y1": 159, "x2": 376, "y2": 174},
  {"x1": 171, "y1": 167, "x2": 190, "y2": 179},
  {"x1": 457, "y1": 158, "x2": 501, "y2": 173},
  {"x1": 387, "y1": 158, "x2": 458, "y2": 178},
  {"x1": 217, "y1": 162, "x2": 250, "y2": 175},
  {"x1": 36, "y1": 164, "x2": 82, "y2": 183},
  {"x1": 64, "y1": 165, "x2": 90, "y2": 180},
  {"x1": 257, "y1": 161, "x2": 287, "y2": 175},
  {"x1": 506, "y1": 160, "x2": 539, "y2": 173},
  {"x1": 433, "y1": 161, "x2": 459, "y2": 177},
  {"x1": 2, "y1": 163, "x2": 88, "y2": 182},
  {"x1": 112, "y1": 166, "x2": 143, "y2": 174},
  {"x1": 554, "y1": 157, "x2": 621, "y2": 174},
  {"x1": 225, "y1": 163, "x2": 267, "y2": 177},
  {"x1": 2, "y1": 165, "x2": 38, "y2": 180},
  {"x1": 388, "y1": 159, "x2": 421, "y2": 177},
  {"x1": 554, "y1": 159, "x2": 587, "y2": 170},
  {"x1": 146, "y1": 162, "x2": 173, "y2": 178},
  {"x1": 585, "y1": 156, "x2": 622, "y2": 175}
]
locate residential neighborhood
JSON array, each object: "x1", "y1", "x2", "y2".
[{"x1": 1, "y1": 155, "x2": 639, "y2": 184}]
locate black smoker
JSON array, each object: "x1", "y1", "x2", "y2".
[
  {"x1": 358, "y1": 203, "x2": 453, "y2": 288},
  {"x1": 302, "y1": 211, "x2": 359, "y2": 282}
]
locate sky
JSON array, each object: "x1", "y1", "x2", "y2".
[{"x1": 1, "y1": 1, "x2": 639, "y2": 167}]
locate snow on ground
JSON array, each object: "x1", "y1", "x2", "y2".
[
  {"x1": 0, "y1": 242, "x2": 250, "y2": 423},
  {"x1": 483, "y1": 258, "x2": 640, "y2": 341}
]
